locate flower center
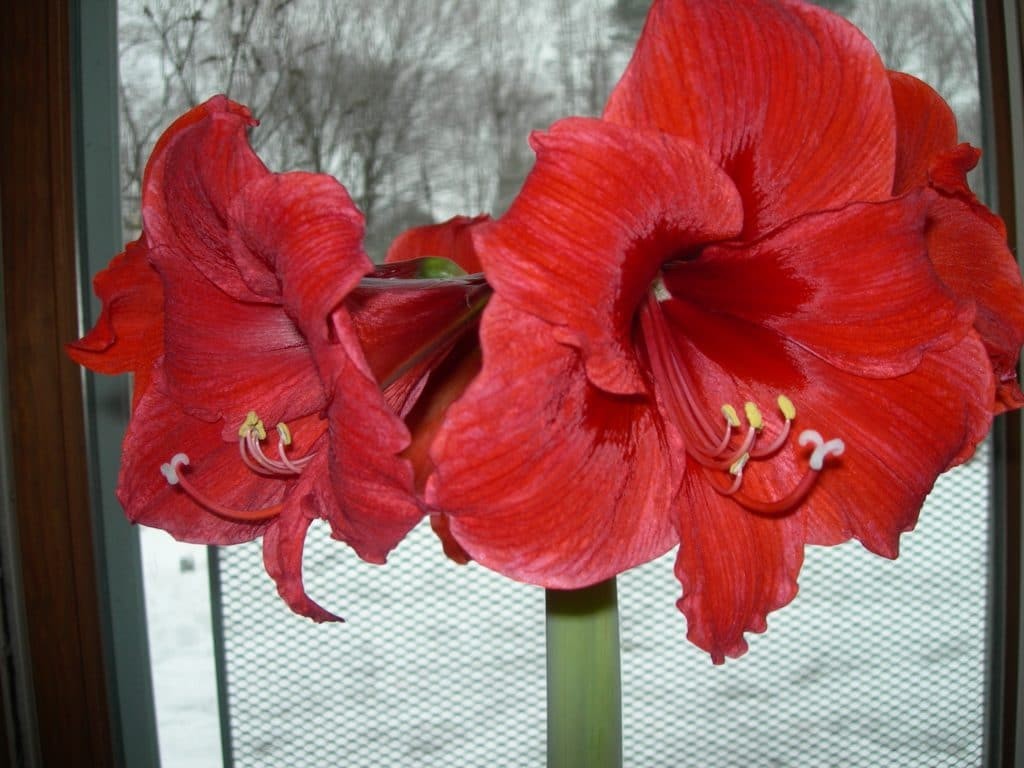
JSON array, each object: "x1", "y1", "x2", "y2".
[
  {"x1": 159, "y1": 411, "x2": 316, "y2": 523},
  {"x1": 640, "y1": 278, "x2": 845, "y2": 518}
]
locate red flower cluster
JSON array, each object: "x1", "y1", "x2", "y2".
[{"x1": 71, "y1": 0, "x2": 1024, "y2": 661}]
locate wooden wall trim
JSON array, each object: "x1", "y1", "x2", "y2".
[
  {"x1": 980, "y1": 2, "x2": 1024, "y2": 765},
  {"x1": 0, "y1": 0, "x2": 114, "y2": 765}
]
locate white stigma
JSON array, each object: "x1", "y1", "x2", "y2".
[
  {"x1": 799, "y1": 430, "x2": 846, "y2": 471},
  {"x1": 160, "y1": 453, "x2": 190, "y2": 485}
]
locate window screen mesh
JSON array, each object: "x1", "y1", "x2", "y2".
[{"x1": 211, "y1": 440, "x2": 990, "y2": 766}]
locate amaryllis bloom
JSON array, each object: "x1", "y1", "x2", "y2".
[
  {"x1": 428, "y1": 0, "x2": 1024, "y2": 662},
  {"x1": 69, "y1": 96, "x2": 488, "y2": 619}
]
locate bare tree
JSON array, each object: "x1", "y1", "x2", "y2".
[{"x1": 850, "y1": 0, "x2": 980, "y2": 146}]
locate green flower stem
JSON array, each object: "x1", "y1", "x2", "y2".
[{"x1": 545, "y1": 578, "x2": 623, "y2": 768}]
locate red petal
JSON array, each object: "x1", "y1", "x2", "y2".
[
  {"x1": 152, "y1": 248, "x2": 326, "y2": 435},
  {"x1": 925, "y1": 194, "x2": 1024, "y2": 412},
  {"x1": 323, "y1": 307, "x2": 424, "y2": 562},
  {"x1": 385, "y1": 214, "x2": 490, "y2": 274},
  {"x1": 662, "y1": 194, "x2": 974, "y2": 381},
  {"x1": 427, "y1": 299, "x2": 680, "y2": 587},
  {"x1": 141, "y1": 96, "x2": 269, "y2": 302},
  {"x1": 228, "y1": 172, "x2": 372, "y2": 331},
  {"x1": 604, "y1": 0, "x2": 896, "y2": 234},
  {"x1": 429, "y1": 514, "x2": 472, "y2": 565},
  {"x1": 476, "y1": 117, "x2": 742, "y2": 396},
  {"x1": 674, "y1": 474, "x2": 804, "y2": 663},
  {"x1": 929, "y1": 143, "x2": 986, "y2": 199},
  {"x1": 399, "y1": 338, "x2": 482, "y2": 492},
  {"x1": 262, "y1": 495, "x2": 342, "y2": 622},
  {"x1": 888, "y1": 71, "x2": 958, "y2": 194},
  {"x1": 346, "y1": 275, "x2": 488, "y2": 415},
  {"x1": 66, "y1": 239, "x2": 163, "y2": 407},
  {"x1": 798, "y1": 335, "x2": 993, "y2": 554}
]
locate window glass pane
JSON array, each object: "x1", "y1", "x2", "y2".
[{"x1": 117, "y1": 1, "x2": 993, "y2": 766}]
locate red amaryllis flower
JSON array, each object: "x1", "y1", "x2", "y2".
[
  {"x1": 69, "y1": 96, "x2": 488, "y2": 619},
  {"x1": 428, "y1": 0, "x2": 1020, "y2": 662}
]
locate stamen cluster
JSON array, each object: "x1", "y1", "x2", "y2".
[{"x1": 641, "y1": 282, "x2": 845, "y2": 518}]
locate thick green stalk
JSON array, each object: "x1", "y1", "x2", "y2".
[{"x1": 545, "y1": 578, "x2": 623, "y2": 768}]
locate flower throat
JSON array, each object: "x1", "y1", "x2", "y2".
[{"x1": 640, "y1": 278, "x2": 844, "y2": 517}]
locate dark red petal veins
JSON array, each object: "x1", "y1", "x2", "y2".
[
  {"x1": 604, "y1": 0, "x2": 896, "y2": 234},
  {"x1": 887, "y1": 71, "x2": 958, "y2": 195},
  {"x1": 152, "y1": 247, "x2": 326, "y2": 434},
  {"x1": 229, "y1": 172, "x2": 373, "y2": 331},
  {"x1": 141, "y1": 95, "x2": 270, "y2": 302},
  {"x1": 385, "y1": 214, "x2": 491, "y2": 275},
  {"x1": 674, "y1": 472, "x2": 804, "y2": 663},
  {"x1": 66, "y1": 239, "x2": 163, "y2": 408},
  {"x1": 663, "y1": 194, "x2": 974, "y2": 381},
  {"x1": 428, "y1": 299, "x2": 680, "y2": 587},
  {"x1": 476, "y1": 117, "x2": 742, "y2": 397}
]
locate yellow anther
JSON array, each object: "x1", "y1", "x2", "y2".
[
  {"x1": 721, "y1": 404, "x2": 741, "y2": 428},
  {"x1": 729, "y1": 453, "x2": 750, "y2": 476},
  {"x1": 777, "y1": 394, "x2": 796, "y2": 421},
  {"x1": 744, "y1": 402, "x2": 763, "y2": 430},
  {"x1": 237, "y1": 411, "x2": 266, "y2": 440},
  {"x1": 276, "y1": 422, "x2": 292, "y2": 446},
  {"x1": 238, "y1": 411, "x2": 258, "y2": 438}
]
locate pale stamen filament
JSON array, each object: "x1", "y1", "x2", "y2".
[
  {"x1": 161, "y1": 411, "x2": 318, "y2": 524},
  {"x1": 237, "y1": 411, "x2": 314, "y2": 477},
  {"x1": 715, "y1": 404, "x2": 741, "y2": 455},
  {"x1": 686, "y1": 415, "x2": 757, "y2": 472},
  {"x1": 237, "y1": 411, "x2": 271, "y2": 475},
  {"x1": 723, "y1": 453, "x2": 749, "y2": 495},
  {"x1": 641, "y1": 290, "x2": 734, "y2": 456},
  {"x1": 713, "y1": 429, "x2": 846, "y2": 517},
  {"x1": 160, "y1": 453, "x2": 282, "y2": 523},
  {"x1": 642, "y1": 279, "x2": 846, "y2": 518},
  {"x1": 274, "y1": 422, "x2": 314, "y2": 474},
  {"x1": 749, "y1": 396, "x2": 795, "y2": 458},
  {"x1": 246, "y1": 431, "x2": 287, "y2": 473},
  {"x1": 238, "y1": 439, "x2": 271, "y2": 476}
]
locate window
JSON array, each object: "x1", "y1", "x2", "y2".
[{"x1": 7, "y1": 1, "x2": 1014, "y2": 766}]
